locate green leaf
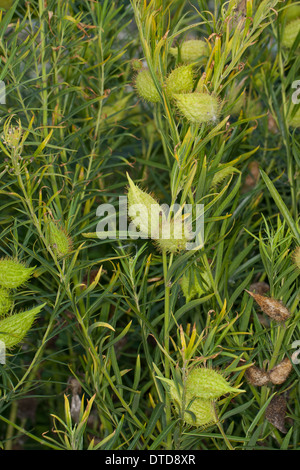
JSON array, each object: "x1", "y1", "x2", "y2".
[{"x1": 260, "y1": 170, "x2": 300, "y2": 243}]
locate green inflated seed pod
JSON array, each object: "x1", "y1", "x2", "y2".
[
  {"x1": 170, "y1": 382, "x2": 216, "y2": 427},
  {"x1": 49, "y1": 220, "x2": 73, "y2": 258},
  {"x1": 186, "y1": 367, "x2": 243, "y2": 400},
  {"x1": 127, "y1": 173, "x2": 162, "y2": 238},
  {"x1": 135, "y1": 69, "x2": 160, "y2": 103},
  {"x1": 0, "y1": 303, "x2": 45, "y2": 349},
  {"x1": 131, "y1": 59, "x2": 143, "y2": 71},
  {"x1": 170, "y1": 39, "x2": 208, "y2": 63},
  {"x1": 0, "y1": 259, "x2": 35, "y2": 289},
  {"x1": 155, "y1": 215, "x2": 193, "y2": 254},
  {"x1": 165, "y1": 65, "x2": 194, "y2": 98},
  {"x1": 282, "y1": 18, "x2": 300, "y2": 49},
  {"x1": 0, "y1": 288, "x2": 13, "y2": 317},
  {"x1": 175, "y1": 92, "x2": 220, "y2": 124},
  {"x1": 292, "y1": 246, "x2": 300, "y2": 270}
]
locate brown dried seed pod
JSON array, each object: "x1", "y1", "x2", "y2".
[
  {"x1": 245, "y1": 290, "x2": 291, "y2": 322},
  {"x1": 245, "y1": 365, "x2": 270, "y2": 386},
  {"x1": 269, "y1": 357, "x2": 293, "y2": 385},
  {"x1": 265, "y1": 395, "x2": 287, "y2": 434}
]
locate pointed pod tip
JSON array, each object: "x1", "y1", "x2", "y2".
[
  {"x1": 230, "y1": 386, "x2": 245, "y2": 394},
  {"x1": 245, "y1": 289, "x2": 254, "y2": 297},
  {"x1": 126, "y1": 172, "x2": 134, "y2": 189}
]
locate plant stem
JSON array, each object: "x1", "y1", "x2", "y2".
[{"x1": 162, "y1": 249, "x2": 172, "y2": 449}]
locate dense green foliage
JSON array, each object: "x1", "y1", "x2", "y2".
[{"x1": 0, "y1": 0, "x2": 299, "y2": 450}]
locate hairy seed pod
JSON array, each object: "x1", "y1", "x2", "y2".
[
  {"x1": 288, "y1": 106, "x2": 300, "y2": 128},
  {"x1": 245, "y1": 365, "x2": 270, "y2": 386},
  {"x1": 170, "y1": 39, "x2": 208, "y2": 64},
  {"x1": 49, "y1": 220, "x2": 73, "y2": 258},
  {"x1": 292, "y1": 246, "x2": 300, "y2": 270},
  {"x1": 269, "y1": 357, "x2": 293, "y2": 385},
  {"x1": 2, "y1": 121, "x2": 22, "y2": 150},
  {"x1": 155, "y1": 215, "x2": 193, "y2": 254},
  {"x1": 0, "y1": 288, "x2": 13, "y2": 317},
  {"x1": 186, "y1": 367, "x2": 243, "y2": 400},
  {"x1": 165, "y1": 65, "x2": 194, "y2": 98},
  {"x1": 127, "y1": 173, "x2": 162, "y2": 238},
  {"x1": 246, "y1": 290, "x2": 291, "y2": 322},
  {"x1": 175, "y1": 92, "x2": 220, "y2": 124},
  {"x1": 282, "y1": 19, "x2": 300, "y2": 49},
  {"x1": 170, "y1": 382, "x2": 216, "y2": 427},
  {"x1": 265, "y1": 395, "x2": 287, "y2": 434},
  {"x1": 131, "y1": 59, "x2": 143, "y2": 71},
  {"x1": 0, "y1": 303, "x2": 45, "y2": 349},
  {"x1": 135, "y1": 69, "x2": 160, "y2": 103},
  {"x1": 0, "y1": 259, "x2": 35, "y2": 289},
  {"x1": 182, "y1": 397, "x2": 216, "y2": 427}
]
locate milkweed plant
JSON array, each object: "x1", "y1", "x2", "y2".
[{"x1": 0, "y1": 0, "x2": 299, "y2": 451}]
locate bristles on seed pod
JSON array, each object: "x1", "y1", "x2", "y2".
[
  {"x1": 245, "y1": 290, "x2": 291, "y2": 322},
  {"x1": 0, "y1": 258, "x2": 35, "y2": 289},
  {"x1": 49, "y1": 220, "x2": 73, "y2": 258},
  {"x1": 155, "y1": 215, "x2": 193, "y2": 254},
  {"x1": 282, "y1": 18, "x2": 300, "y2": 49},
  {"x1": 127, "y1": 173, "x2": 162, "y2": 238},
  {"x1": 170, "y1": 39, "x2": 208, "y2": 64},
  {"x1": 245, "y1": 364, "x2": 270, "y2": 386},
  {"x1": 186, "y1": 367, "x2": 244, "y2": 400},
  {"x1": 0, "y1": 288, "x2": 13, "y2": 317},
  {"x1": 183, "y1": 396, "x2": 216, "y2": 427},
  {"x1": 170, "y1": 382, "x2": 216, "y2": 427},
  {"x1": 165, "y1": 65, "x2": 194, "y2": 98},
  {"x1": 292, "y1": 246, "x2": 300, "y2": 271},
  {"x1": 0, "y1": 303, "x2": 45, "y2": 349},
  {"x1": 131, "y1": 59, "x2": 143, "y2": 72},
  {"x1": 175, "y1": 92, "x2": 220, "y2": 124},
  {"x1": 135, "y1": 69, "x2": 160, "y2": 103},
  {"x1": 265, "y1": 395, "x2": 288, "y2": 434},
  {"x1": 269, "y1": 357, "x2": 293, "y2": 385}
]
